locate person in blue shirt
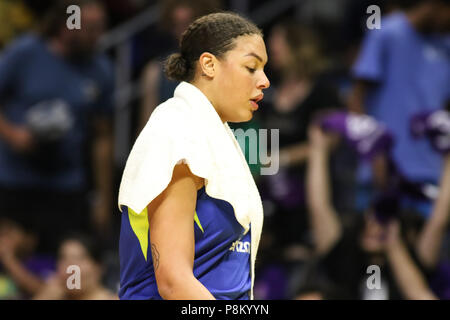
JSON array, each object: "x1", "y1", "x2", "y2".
[
  {"x1": 118, "y1": 12, "x2": 270, "y2": 300},
  {"x1": 0, "y1": 0, "x2": 114, "y2": 254},
  {"x1": 348, "y1": 0, "x2": 450, "y2": 217}
]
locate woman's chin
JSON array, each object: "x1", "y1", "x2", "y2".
[{"x1": 236, "y1": 111, "x2": 254, "y2": 123}]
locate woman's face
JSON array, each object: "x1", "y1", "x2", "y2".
[
  {"x1": 212, "y1": 34, "x2": 270, "y2": 123},
  {"x1": 57, "y1": 240, "x2": 101, "y2": 292},
  {"x1": 268, "y1": 26, "x2": 291, "y2": 71},
  {"x1": 360, "y1": 211, "x2": 386, "y2": 253},
  {"x1": 171, "y1": 5, "x2": 194, "y2": 41}
]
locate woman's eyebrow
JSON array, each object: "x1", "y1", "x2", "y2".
[{"x1": 244, "y1": 52, "x2": 264, "y2": 63}]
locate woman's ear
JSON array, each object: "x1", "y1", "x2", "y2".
[{"x1": 198, "y1": 52, "x2": 216, "y2": 78}]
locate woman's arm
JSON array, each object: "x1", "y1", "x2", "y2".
[
  {"x1": 91, "y1": 116, "x2": 114, "y2": 235},
  {"x1": 32, "y1": 273, "x2": 66, "y2": 300},
  {"x1": 147, "y1": 163, "x2": 215, "y2": 300},
  {"x1": 385, "y1": 221, "x2": 437, "y2": 300},
  {"x1": 0, "y1": 252, "x2": 45, "y2": 296},
  {"x1": 0, "y1": 113, "x2": 34, "y2": 152},
  {"x1": 279, "y1": 143, "x2": 310, "y2": 167},
  {"x1": 306, "y1": 126, "x2": 342, "y2": 256},
  {"x1": 416, "y1": 154, "x2": 450, "y2": 269}
]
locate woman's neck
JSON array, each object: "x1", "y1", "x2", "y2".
[{"x1": 189, "y1": 80, "x2": 227, "y2": 123}]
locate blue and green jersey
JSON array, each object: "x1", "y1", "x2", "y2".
[{"x1": 119, "y1": 186, "x2": 251, "y2": 300}]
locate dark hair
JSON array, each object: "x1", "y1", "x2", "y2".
[
  {"x1": 58, "y1": 232, "x2": 103, "y2": 264},
  {"x1": 39, "y1": 0, "x2": 103, "y2": 39},
  {"x1": 163, "y1": 12, "x2": 263, "y2": 82},
  {"x1": 293, "y1": 262, "x2": 347, "y2": 300}
]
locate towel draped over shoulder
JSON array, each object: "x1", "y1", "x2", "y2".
[{"x1": 118, "y1": 81, "x2": 264, "y2": 299}]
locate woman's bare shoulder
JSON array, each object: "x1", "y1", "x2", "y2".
[{"x1": 172, "y1": 162, "x2": 205, "y2": 191}]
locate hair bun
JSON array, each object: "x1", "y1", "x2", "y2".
[
  {"x1": 163, "y1": 12, "x2": 262, "y2": 82},
  {"x1": 163, "y1": 53, "x2": 188, "y2": 82}
]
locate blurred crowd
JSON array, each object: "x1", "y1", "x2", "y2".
[{"x1": 0, "y1": 0, "x2": 449, "y2": 300}]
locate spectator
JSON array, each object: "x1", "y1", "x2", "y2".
[
  {"x1": 33, "y1": 233, "x2": 117, "y2": 300},
  {"x1": 251, "y1": 23, "x2": 344, "y2": 299},
  {"x1": 347, "y1": 0, "x2": 450, "y2": 216},
  {"x1": 138, "y1": 0, "x2": 222, "y2": 132},
  {"x1": 0, "y1": 0, "x2": 114, "y2": 254},
  {"x1": 305, "y1": 123, "x2": 437, "y2": 299},
  {"x1": 410, "y1": 111, "x2": 450, "y2": 270},
  {"x1": 0, "y1": 218, "x2": 55, "y2": 299},
  {"x1": 410, "y1": 110, "x2": 450, "y2": 297},
  {"x1": 416, "y1": 154, "x2": 450, "y2": 267},
  {"x1": 258, "y1": 22, "x2": 342, "y2": 259}
]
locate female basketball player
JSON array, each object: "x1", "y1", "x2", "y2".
[{"x1": 118, "y1": 12, "x2": 270, "y2": 300}]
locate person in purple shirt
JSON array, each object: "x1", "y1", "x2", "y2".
[{"x1": 348, "y1": 0, "x2": 450, "y2": 217}]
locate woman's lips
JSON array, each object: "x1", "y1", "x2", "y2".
[{"x1": 250, "y1": 94, "x2": 263, "y2": 111}]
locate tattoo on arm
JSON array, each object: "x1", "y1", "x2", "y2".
[{"x1": 151, "y1": 243, "x2": 160, "y2": 271}]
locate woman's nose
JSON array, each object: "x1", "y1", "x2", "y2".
[{"x1": 258, "y1": 72, "x2": 270, "y2": 89}]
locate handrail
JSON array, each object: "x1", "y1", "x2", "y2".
[{"x1": 98, "y1": 4, "x2": 159, "y2": 51}]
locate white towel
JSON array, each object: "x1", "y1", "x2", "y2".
[{"x1": 118, "y1": 81, "x2": 264, "y2": 299}]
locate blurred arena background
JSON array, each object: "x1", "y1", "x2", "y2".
[{"x1": 0, "y1": 0, "x2": 449, "y2": 300}]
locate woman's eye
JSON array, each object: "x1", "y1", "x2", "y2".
[{"x1": 246, "y1": 67, "x2": 256, "y2": 73}]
